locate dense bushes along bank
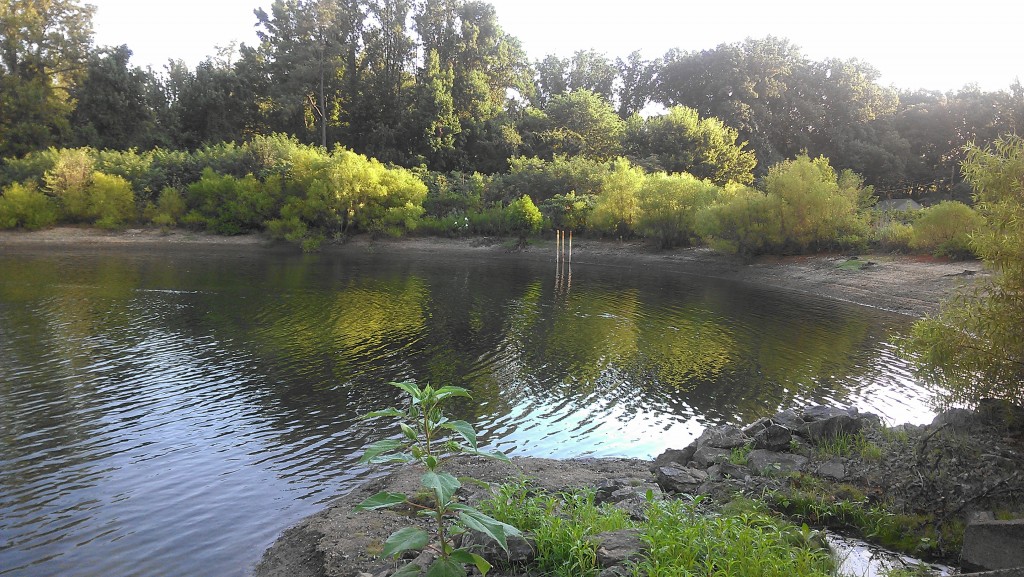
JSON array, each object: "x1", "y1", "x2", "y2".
[{"x1": 0, "y1": 134, "x2": 983, "y2": 257}]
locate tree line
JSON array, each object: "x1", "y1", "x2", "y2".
[{"x1": 3, "y1": 0, "x2": 1023, "y2": 200}]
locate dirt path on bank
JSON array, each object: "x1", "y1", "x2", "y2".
[{"x1": 1, "y1": 227, "x2": 989, "y2": 317}]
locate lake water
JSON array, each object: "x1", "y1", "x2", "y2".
[{"x1": 0, "y1": 244, "x2": 936, "y2": 576}]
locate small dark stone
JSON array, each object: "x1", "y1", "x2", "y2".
[
  {"x1": 803, "y1": 405, "x2": 858, "y2": 421},
  {"x1": 460, "y1": 529, "x2": 536, "y2": 565},
  {"x1": 815, "y1": 458, "x2": 847, "y2": 481},
  {"x1": 802, "y1": 414, "x2": 861, "y2": 441}
]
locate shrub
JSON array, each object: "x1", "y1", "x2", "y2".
[
  {"x1": 696, "y1": 185, "x2": 781, "y2": 256},
  {"x1": 87, "y1": 172, "x2": 136, "y2": 229},
  {"x1": 0, "y1": 147, "x2": 60, "y2": 188},
  {"x1": 44, "y1": 148, "x2": 95, "y2": 221},
  {"x1": 488, "y1": 155, "x2": 608, "y2": 205},
  {"x1": 762, "y1": 155, "x2": 871, "y2": 253},
  {"x1": 873, "y1": 221, "x2": 914, "y2": 252},
  {"x1": 144, "y1": 187, "x2": 187, "y2": 228},
  {"x1": 93, "y1": 148, "x2": 157, "y2": 201},
  {"x1": 186, "y1": 168, "x2": 278, "y2": 234},
  {"x1": 637, "y1": 172, "x2": 721, "y2": 248},
  {"x1": 505, "y1": 195, "x2": 543, "y2": 240},
  {"x1": 590, "y1": 158, "x2": 644, "y2": 237},
  {"x1": 540, "y1": 192, "x2": 594, "y2": 232},
  {"x1": 909, "y1": 201, "x2": 984, "y2": 259},
  {"x1": 698, "y1": 156, "x2": 871, "y2": 256},
  {"x1": 904, "y1": 136, "x2": 1024, "y2": 406},
  {"x1": 419, "y1": 170, "x2": 487, "y2": 218},
  {"x1": 0, "y1": 182, "x2": 58, "y2": 229}
]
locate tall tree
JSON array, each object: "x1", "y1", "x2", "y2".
[
  {"x1": 0, "y1": 0, "x2": 94, "y2": 157},
  {"x1": 615, "y1": 51, "x2": 659, "y2": 118},
  {"x1": 255, "y1": 0, "x2": 359, "y2": 147},
  {"x1": 519, "y1": 89, "x2": 624, "y2": 160},
  {"x1": 70, "y1": 45, "x2": 164, "y2": 149},
  {"x1": 356, "y1": 0, "x2": 417, "y2": 162},
  {"x1": 624, "y1": 105, "x2": 757, "y2": 185}
]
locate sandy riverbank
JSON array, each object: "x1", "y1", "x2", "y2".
[{"x1": 1, "y1": 227, "x2": 988, "y2": 317}]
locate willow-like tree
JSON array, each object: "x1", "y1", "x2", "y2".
[{"x1": 904, "y1": 136, "x2": 1024, "y2": 406}]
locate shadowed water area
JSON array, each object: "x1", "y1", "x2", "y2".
[{"x1": 0, "y1": 245, "x2": 936, "y2": 576}]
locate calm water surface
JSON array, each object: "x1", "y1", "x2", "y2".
[{"x1": 0, "y1": 245, "x2": 935, "y2": 576}]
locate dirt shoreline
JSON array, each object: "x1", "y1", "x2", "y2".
[{"x1": 0, "y1": 226, "x2": 989, "y2": 317}]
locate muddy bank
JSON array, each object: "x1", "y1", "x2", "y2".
[
  {"x1": 253, "y1": 402, "x2": 1024, "y2": 577},
  {"x1": 0, "y1": 227, "x2": 988, "y2": 317}
]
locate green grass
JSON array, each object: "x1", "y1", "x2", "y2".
[
  {"x1": 482, "y1": 482, "x2": 632, "y2": 577},
  {"x1": 482, "y1": 482, "x2": 835, "y2": 577},
  {"x1": 815, "y1": 432, "x2": 883, "y2": 461},
  {"x1": 638, "y1": 498, "x2": 834, "y2": 577}
]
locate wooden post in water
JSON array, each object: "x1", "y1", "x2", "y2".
[{"x1": 569, "y1": 231, "x2": 573, "y2": 263}]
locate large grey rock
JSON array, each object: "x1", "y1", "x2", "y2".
[
  {"x1": 692, "y1": 445, "x2": 731, "y2": 467},
  {"x1": 961, "y1": 519, "x2": 1024, "y2": 571},
  {"x1": 650, "y1": 446, "x2": 697, "y2": 472},
  {"x1": 593, "y1": 529, "x2": 645, "y2": 568},
  {"x1": 752, "y1": 424, "x2": 792, "y2": 451},
  {"x1": 696, "y1": 425, "x2": 749, "y2": 449},
  {"x1": 803, "y1": 405, "x2": 858, "y2": 421},
  {"x1": 655, "y1": 466, "x2": 708, "y2": 494},
  {"x1": 747, "y1": 449, "x2": 808, "y2": 475},
  {"x1": 771, "y1": 409, "x2": 805, "y2": 430},
  {"x1": 741, "y1": 417, "x2": 771, "y2": 436},
  {"x1": 801, "y1": 414, "x2": 861, "y2": 442}
]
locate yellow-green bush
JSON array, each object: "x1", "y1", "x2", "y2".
[
  {"x1": 0, "y1": 182, "x2": 58, "y2": 230},
  {"x1": 590, "y1": 158, "x2": 644, "y2": 237},
  {"x1": 909, "y1": 201, "x2": 984, "y2": 259},
  {"x1": 696, "y1": 185, "x2": 782, "y2": 255},
  {"x1": 44, "y1": 148, "x2": 95, "y2": 222},
  {"x1": 698, "y1": 155, "x2": 871, "y2": 255},
  {"x1": 637, "y1": 172, "x2": 721, "y2": 247},
  {"x1": 87, "y1": 172, "x2": 136, "y2": 229}
]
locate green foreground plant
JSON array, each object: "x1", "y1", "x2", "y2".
[{"x1": 355, "y1": 382, "x2": 520, "y2": 577}]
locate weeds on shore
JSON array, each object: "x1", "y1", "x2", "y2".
[
  {"x1": 481, "y1": 484, "x2": 834, "y2": 577},
  {"x1": 766, "y1": 473, "x2": 961, "y2": 559},
  {"x1": 815, "y1": 432, "x2": 883, "y2": 461}
]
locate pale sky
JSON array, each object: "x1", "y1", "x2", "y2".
[{"x1": 89, "y1": 0, "x2": 1022, "y2": 93}]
